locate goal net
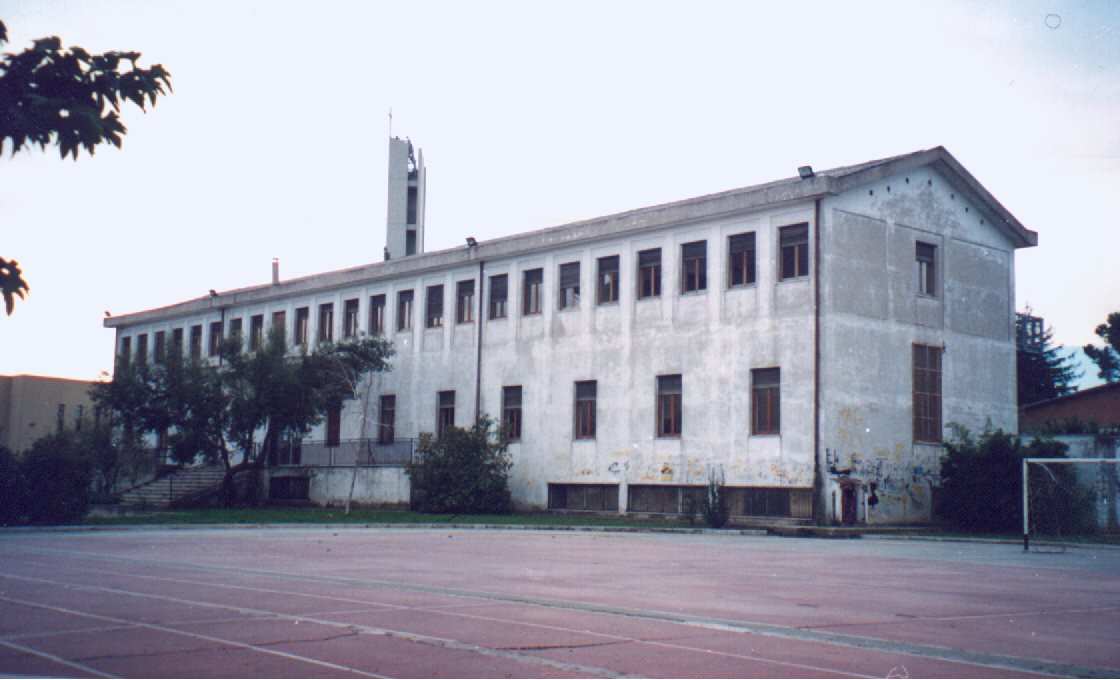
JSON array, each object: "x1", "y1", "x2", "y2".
[{"x1": 1022, "y1": 458, "x2": 1120, "y2": 551}]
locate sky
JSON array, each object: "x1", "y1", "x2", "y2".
[{"x1": 2, "y1": 0, "x2": 1118, "y2": 386}]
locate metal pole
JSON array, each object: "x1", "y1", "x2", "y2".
[{"x1": 1022, "y1": 459, "x2": 1029, "y2": 552}]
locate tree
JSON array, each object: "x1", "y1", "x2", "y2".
[
  {"x1": 1083, "y1": 311, "x2": 1120, "y2": 384},
  {"x1": 0, "y1": 19, "x2": 171, "y2": 315},
  {"x1": 408, "y1": 418, "x2": 512, "y2": 514},
  {"x1": 20, "y1": 431, "x2": 93, "y2": 523},
  {"x1": 1016, "y1": 312, "x2": 1080, "y2": 406}
]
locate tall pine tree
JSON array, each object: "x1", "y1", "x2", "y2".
[{"x1": 1017, "y1": 311, "x2": 1080, "y2": 406}]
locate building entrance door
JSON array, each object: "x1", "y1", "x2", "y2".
[{"x1": 841, "y1": 485, "x2": 857, "y2": 525}]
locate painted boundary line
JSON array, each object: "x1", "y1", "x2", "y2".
[
  {"x1": 10, "y1": 544, "x2": 1116, "y2": 678},
  {"x1": 0, "y1": 638, "x2": 116, "y2": 678}
]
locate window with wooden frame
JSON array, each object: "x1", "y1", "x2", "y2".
[
  {"x1": 637, "y1": 248, "x2": 661, "y2": 298},
  {"x1": 502, "y1": 386, "x2": 522, "y2": 441},
  {"x1": 378, "y1": 394, "x2": 396, "y2": 444},
  {"x1": 426, "y1": 285, "x2": 444, "y2": 328},
  {"x1": 172, "y1": 327, "x2": 185, "y2": 356},
  {"x1": 489, "y1": 274, "x2": 508, "y2": 319},
  {"x1": 295, "y1": 307, "x2": 310, "y2": 346},
  {"x1": 318, "y1": 303, "x2": 334, "y2": 342},
  {"x1": 656, "y1": 374, "x2": 682, "y2": 437},
  {"x1": 751, "y1": 368, "x2": 780, "y2": 435},
  {"x1": 681, "y1": 241, "x2": 707, "y2": 293},
  {"x1": 523, "y1": 268, "x2": 543, "y2": 315},
  {"x1": 154, "y1": 330, "x2": 166, "y2": 364},
  {"x1": 597, "y1": 255, "x2": 619, "y2": 304},
  {"x1": 271, "y1": 311, "x2": 286, "y2": 346},
  {"x1": 779, "y1": 223, "x2": 810, "y2": 280},
  {"x1": 369, "y1": 294, "x2": 386, "y2": 335},
  {"x1": 558, "y1": 262, "x2": 580, "y2": 310},
  {"x1": 728, "y1": 232, "x2": 756, "y2": 287},
  {"x1": 574, "y1": 380, "x2": 596, "y2": 439},
  {"x1": 136, "y1": 333, "x2": 148, "y2": 364},
  {"x1": 208, "y1": 322, "x2": 222, "y2": 357},
  {"x1": 456, "y1": 280, "x2": 475, "y2": 323},
  {"x1": 437, "y1": 390, "x2": 455, "y2": 437},
  {"x1": 325, "y1": 403, "x2": 341, "y2": 447},
  {"x1": 343, "y1": 298, "x2": 360, "y2": 338},
  {"x1": 189, "y1": 324, "x2": 203, "y2": 360},
  {"x1": 916, "y1": 242, "x2": 937, "y2": 297},
  {"x1": 248, "y1": 317, "x2": 262, "y2": 351},
  {"x1": 913, "y1": 344, "x2": 943, "y2": 443},
  {"x1": 397, "y1": 290, "x2": 413, "y2": 331}
]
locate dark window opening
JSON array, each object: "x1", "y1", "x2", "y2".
[
  {"x1": 523, "y1": 268, "x2": 543, "y2": 316},
  {"x1": 780, "y1": 223, "x2": 810, "y2": 280},
  {"x1": 406, "y1": 186, "x2": 418, "y2": 225},
  {"x1": 456, "y1": 280, "x2": 475, "y2": 323},
  {"x1": 558, "y1": 262, "x2": 580, "y2": 310},
  {"x1": 369, "y1": 294, "x2": 387, "y2": 335},
  {"x1": 154, "y1": 331, "x2": 166, "y2": 364},
  {"x1": 489, "y1": 274, "x2": 508, "y2": 319},
  {"x1": 319, "y1": 303, "x2": 334, "y2": 343},
  {"x1": 916, "y1": 242, "x2": 937, "y2": 297},
  {"x1": 437, "y1": 390, "x2": 455, "y2": 437},
  {"x1": 597, "y1": 255, "x2": 619, "y2": 304},
  {"x1": 728, "y1": 232, "x2": 757, "y2": 287},
  {"x1": 228, "y1": 319, "x2": 243, "y2": 346},
  {"x1": 248, "y1": 316, "x2": 262, "y2": 351},
  {"x1": 426, "y1": 285, "x2": 444, "y2": 328},
  {"x1": 657, "y1": 374, "x2": 682, "y2": 437},
  {"x1": 271, "y1": 311, "x2": 286, "y2": 346},
  {"x1": 549, "y1": 484, "x2": 619, "y2": 512},
  {"x1": 119, "y1": 336, "x2": 131, "y2": 368},
  {"x1": 406, "y1": 229, "x2": 417, "y2": 256},
  {"x1": 752, "y1": 367, "x2": 780, "y2": 435},
  {"x1": 502, "y1": 386, "x2": 522, "y2": 441},
  {"x1": 208, "y1": 322, "x2": 222, "y2": 357},
  {"x1": 627, "y1": 485, "x2": 705, "y2": 515},
  {"x1": 574, "y1": 380, "x2": 596, "y2": 439},
  {"x1": 638, "y1": 248, "x2": 661, "y2": 298},
  {"x1": 913, "y1": 344, "x2": 943, "y2": 443},
  {"x1": 344, "y1": 298, "x2": 360, "y2": 338},
  {"x1": 681, "y1": 241, "x2": 707, "y2": 292},
  {"x1": 379, "y1": 395, "x2": 396, "y2": 444},
  {"x1": 326, "y1": 403, "x2": 342, "y2": 447},
  {"x1": 295, "y1": 307, "x2": 310, "y2": 346},
  {"x1": 398, "y1": 290, "x2": 414, "y2": 331},
  {"x1": 172, "y1": 327, "x2": 184, "y2": 357},
  {"x1": 189, "y1": 325, "x2": 203, "y2": 360},
  {"x1": 136, "y1": 333, "x2": 148, "y2": 364}
]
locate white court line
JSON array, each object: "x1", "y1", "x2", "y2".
[{"x1": 0, "y1": 638, "x2": 117, "y2": 678}]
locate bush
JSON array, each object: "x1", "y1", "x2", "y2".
[
  {"x1": 408, "y1": 418, "x2": 512, "y2": 514},
  {"x1": 0, "y1": 445, "x2": 26, "y2": 525},
  {"x1": 937, "y1": 426, "x2": 1094, "y2": 534},
  {"x1": 700, "y1": 468, "x2": 730, "y2": 529},
  {"x1": 21, "y1": 432, "x2": 93, "y2": 524}
]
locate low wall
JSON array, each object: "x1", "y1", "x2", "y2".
[{"x1": 269, "y1": 466, "x2": 411, "y2": 508}]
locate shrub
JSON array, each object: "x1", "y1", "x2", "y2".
[
  {"x1": 21, "y1": 432, "x2": 93, "y2": 524},
  {"x1": 0, "y1": 445, "x2": 26, "y2": 525},
  {"x1": 408, "y1": 418, "x2": 512, "y2": 514},
  {"x1": 700, "y1": 468, "x2": 730, "y2": 529}
]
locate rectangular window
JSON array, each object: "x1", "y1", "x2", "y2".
[
  {"x1": 343, "y1": 298, "x2": 360, "y2": 338},
  {"x1": 523, "y1": 268, "x2": 543, "y2": 315},
  {"x1": 656, "y1": 374, "x2": 682, "y2": 437},
  {"x1": 397, "y1": 290, "x2": 413, "y2": 331},
  {"x1": 228, "y1": 318, "x2": 242, "y2": 344},
  {"x1": 916, "y1": 242, "x2": 937, "y2": 297},
  {"x1": 751, "y1": 368, "x2": 781, "y2": 435},
  {"x1": 295, "y1": 307, "x2": 310, "y2": 346},
  {"x1": 378, "y1": 395, "x2": 396, "y2": 444},
  {"x1": 913, "y1": 344, "x2": 943, "y2": 443},
  {"x1": 249, "y1": 316, "x2": 263, "y2": 351},
  {"x1": 728, "y1": 232, "x2": 756, "y2": 287},
  {"x1": 119, "y1": 336, "x2": 131, "y2": 367},
  {"x1": 154, "y1": 331, "x2": 166, "y2": 364},
  {"x1": 637, "y1": 248, "x2": 661, "y2": 298},
  {"x1": 437, "y1": 390, "x2": 455, "y2": 437},
  {"x1": 406, "y1": 229, "x2": 417, "y2": 256},
  {"x1": 172, "y1": 328, "x2": 184, "y2": 357},
  {"x1": 426, "y1": 284, "x2": 444, "y2": 328},
  {"x1": 75, "y1": 405, "x2": 84, "y2": 431},
  {"x1": 681, "y1": 241, "x2": 707, "y2": 292},
  {"x1": 369, "y1": 294, "x2": 386, "y2": 335},
  {"x1": 779, "y1": 223, "x2": 810, "y2": 280},
  {"x1": 326, "y1": 403, "x2": 341, "y2": 447},
  {"x1": 502, "y1": 386, "x2": 522, "y2": 441},
  {"x1": 208, "y1": 322, "x2": 222, "y2": 357},
  {"x1": 136, "y1": 333, "x2": 148, "y2": 364},
  {"x1": 558, "y1": 262, "x2": 580, "y2": 310},
  {"x1": 456, "y1": 280, "x2": 475, "y2": 323},
  {"x1": 189, "y1": 325, "x2": 203, "y2": 360},
  {"x1": 489, "y1": 274, "x2": 508, "y2": 319},
  {"x1": 548, "y1": 484, "x2": 619, "y2": 512},
  {"x1": 597, "y1": 255, "x2": 619, "y2": 304},
  {"x1": 574, "y1": 380, "x2": 596, "y2": 439},
  {"x1": 57, "y1": 404, "x2": 65, "y2": 433},
  {"x1": 318, "y1": 303, "x2": 334, "y2": 343},
  {"x1": 271, "y1": 311, "x2": 286, "y2": 346}
]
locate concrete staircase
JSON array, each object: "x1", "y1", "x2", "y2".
[{"x1": 117, "y1": 465, "x2": 226, "y2": 508}]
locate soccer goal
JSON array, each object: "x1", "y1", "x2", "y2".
[{"x1": 1022, "y1": 457, "x2": 1120, "y2": 551}]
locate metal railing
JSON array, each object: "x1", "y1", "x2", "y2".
[{"x1": 272, "y1": 437, "x2": 416, "y2": 467}]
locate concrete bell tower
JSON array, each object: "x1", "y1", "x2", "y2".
[{"x1": 385, "y1": 137, "x2": 426, "y2": 260}]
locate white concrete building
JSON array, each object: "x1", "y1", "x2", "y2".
[{"x1": 104, "y1": 143, "x2": 1036, "y2": 524}]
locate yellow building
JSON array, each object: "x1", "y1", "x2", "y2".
[{"x1": 0, "y1": 375, "x2": 99, "y2": 454}]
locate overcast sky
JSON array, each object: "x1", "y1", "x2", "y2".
[{"x1": 2, "y1": 0, "x2": 1117, "y2": 386}]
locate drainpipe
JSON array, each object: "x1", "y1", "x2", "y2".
[
  {"x1": 475, "y1": 259, "x2": 485, "y2": 422},
  {"x1": 813, "y1": 197, "x2": 824, "y2": 525}
]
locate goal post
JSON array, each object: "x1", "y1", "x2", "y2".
[{"x1": 1023, "y1": 457, "x2": 1120, "y2": 551}]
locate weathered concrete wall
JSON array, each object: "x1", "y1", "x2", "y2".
[
  {"x1": 269, "y1": 466, "x2": 411, "y2": 507},
  {"x1": 820, "y1": 166, "x2": 1018, "y2": 524}
]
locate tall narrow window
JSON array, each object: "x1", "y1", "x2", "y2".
[
  {"x1": 295, "y1": 307, "x2": 310, "y2": 346},
  {"x1": 369, "y1": 294, "x2": 386, "y2": 335},
  {"x1": 344, "y1": 298, "x2": 360, "y2": 338},
  {"x1": 681, "y1": 241, "x2": 707, "y2": 292},
  {"x1": 249, "y1": 316, "x2": 263, "y2": 351},
  {"x1": 437, "y1": 391, "x2": 455, "y2": 437},
  {"x1": 228, "y1": 319, "x2": 242, "y2": 344},
  {"x1": 318, "y1": 303, "x2": 334, "y2": 343},
  {"x1": 779, "y1": 223, "x2": 810, "y2": 280},
  {"x1": 656, "y1": 375, "x2": 682, "y2": 437},
  {"x1": 597, "y1": 255, "x2": 619, "y2": 304},
  {"x1": 916, "y1": 242, "x2": 937, "y2": 297},
  {"x1": 502, "y1": 386, "x2": 522, "y2": 441},
  {"x1": 913, "y1": 344, "x2": 943, "y2": 443},
  {"x1": 56, "y1": 404, "x2": 65, "y2": 433},
  {"x1": 523, "y1": 269, "x2": 543, "y2": 316},
  {"x1": 75, "y1": 405, "x2": 84, "y2": 431},
  {"x1": 558, "y1": 262, "x2": 580, "y2": 310},
  {"x1": 489, "y1": 274, "x2": 508, "y2": 319},
  {"x1": 137, "y1": 333, "x2": 148, "y2": 364},
  {"x1": 189, "y1": 325, "x2": 203, "y2": 360},
  {"x1": 456, "y1": 280, "x2": 475, "y2": 323},
  {"x1": 728, "y1": 232, "x2": 756, "y2": 287},
  {"x1": 751, "y1": 368, "x2": 780, "y2": 435},
  {"x1": 172, "y1": 328, "x2": 184, "y2": 356},
  {"x1": 378, "y1": 395, "x2": 396, "y2": 444},
  {"x1": 119, "y1": 336, "x2": 131, "y2": 367},
  {"x1": 637, "y1": 248, "x2": 661, "y2": 298},
  {"x1": 426, "y1": 284, "x2": 444, "y2": 328},
  {"x1": 208, "y1": 322, "x2": 223, "y2": 357},
  {"x1": 271, "y1": 311, "x2": 286, "y2": 346},
  {"x1": 154, "y1": 331, "x2": 166, "y2": 364},
  {"x1": 397, "y1": 290, "x2": 413, "y2": 331},
  {"x1": 574, "y1": 381, "x2": 596, "y2": 439},
  {"x1": 326, "y1": 403, "x2": 341, "y2": 447}
]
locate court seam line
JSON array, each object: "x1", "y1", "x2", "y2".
[
  {"x1": 0, "y1": 637, "x2": 118, "y2": 678},
  {"x1": 6, "y1": 544, "x2": 1111, "y2": 678}
]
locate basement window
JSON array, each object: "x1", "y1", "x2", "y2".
[
  {"x1": 779, "y1": 223, "x2": 810, "y2": 280},
  {"x1": 637, "y1": 248, "x2": 661, "y2": 298},
  {"x1": 426, "y1": 285, "x2": 444, "y2": 328},
  {"x1": 728, "y1": 232, "x2": 756, "y2": 287},
  {"x1": 489, "y1": 274, "x2": 508, "y2": 320},
  {"x1": 558, "y1": 262, "x2": 580, "y2": 310},
  {"x1": 548, "y1": 484, "x2": 619, "y2": 512},
  {"x1": 681, "y1": 241, "x2": 707, "y2": 293}
]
